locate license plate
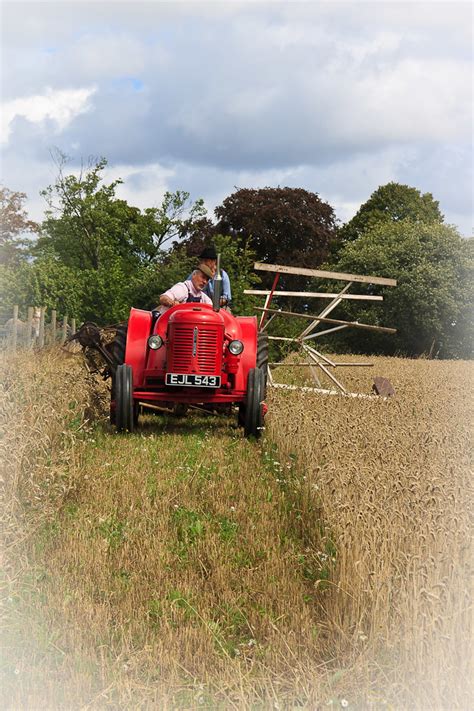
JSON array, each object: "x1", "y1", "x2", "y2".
[{"x1": 165, "y1": 373, "x2": 221, "y2": 387}]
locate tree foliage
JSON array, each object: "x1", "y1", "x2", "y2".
[
  {"x1": 214, "y1": 187, "x2": 338, "y2": 288},
  {"x1": 2, "y1": 163, "x2": 472, "y2": 362},
  {"x1": 37, "y1": 154, "x2": 206, "y2": 269},
  {"x1": 325, "y1": 221, "x2": 473, "y2": 358},
  {"x1": 338, "y1": 182, "x2": 444, "y2": 247},
  {"x1": 0, "y1": 186, "x2": 38, "y2": 266},
  {"x1": 29, "y1": 155, "x2": 207, "y2": 323}
]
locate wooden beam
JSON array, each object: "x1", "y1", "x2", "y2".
[
  {"x1": 269, "y1": 359, "x2": 373, "y2": 367},
  {"x1": 245, "y1": 289, "x2": 383, "y2": 301},
  {"x1": 270, "y1": 382, "x2": 385, "y2": 400},
  {"x1": 254, "y1": 262, "x2": 397, "y2": 287},
  {"x1": 302, "y1": 324, "x2": 348, "y2": 339},
  {"x1": 299, "y1": 281, "x2": 352, "y2": 339},
  {"x1": 269, "y1": 362, "x2": 320, "y2": 367},
  {"x1": 268, "y1": 335, "x2": 299, "y2": 342},
  {"x1": 302, "y1": 344, "x2": 346, "y2": 393},
  {"x1": 259, "y1": 271, "x2": 280, "y2": 329},
  {"x1": 254, "y1": 306, "x2": 397, "y2": 334}
]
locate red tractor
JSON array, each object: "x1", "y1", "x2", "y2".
[{"x1": 108, "y1": 282, "x2": 268, "y2": 438}]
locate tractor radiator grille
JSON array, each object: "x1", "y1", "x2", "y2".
[{"x1": 168, "y1": 326, "x2": 220, "y2": 374}]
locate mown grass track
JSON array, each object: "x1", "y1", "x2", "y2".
[
  {"x1": 1, "y1": 349, "x2": 472, "y2": 709},
  {"x1": 1, "y1": 352, "x2": 336, "y2": 710}
]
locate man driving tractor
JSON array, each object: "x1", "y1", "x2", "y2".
[{"x1": 157, "y1": 263, "x2": 214, "y2": 314}]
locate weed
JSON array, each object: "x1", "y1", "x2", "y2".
[
  {"x1": 216, "y1": 515, "x2": 238, "y2": 543},
  {"x1": 146, "y1": 472, "x2": 158, "y2": 502},
  {"x1": 97, "y1": 514, "x2": 126, "y2": 549}
]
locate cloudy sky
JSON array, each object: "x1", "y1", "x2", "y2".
[{"x1": 1, "y1": 0, "x2": 472, "y2": 236}]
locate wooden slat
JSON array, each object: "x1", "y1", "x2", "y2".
[
  {"x1": 270, "y1": 382, "x2": 384, "y2": 400},
  {"x1": 38, "y1": 307, "x2": 46, "y2": 348},
  {"x1": 254, "y1": 262, "x2": 397, "y2": 287},
  {"x1": 26, "y1": 306, "x2": 33, "y2": 348},
  {"x1": 255, "y1": 306, "x2": 397, "y2": 334},
  {"x1": 61, "y1": 314, "x2": 68, "y2": 344},
  {"x1": 299, "y1": 281, "x2": 352, "y2": 339},
  {"x1": 51, "y1": 309, "x2": 57, "y2": 345},
  {"x1": 245, "y1": 289, "x2": 383, "y2": 301},
  {"x1": 268, "y1": 336, "x2": 299, "y2": 342}
]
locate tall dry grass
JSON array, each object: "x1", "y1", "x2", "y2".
[
  {"x1": 1, "y1": 349, "x2": 472, "y2": 709},
  {"x1": 267, "y1": 355, "x2": 473, "y2": 708}
]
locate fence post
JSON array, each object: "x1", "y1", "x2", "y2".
[
  {"x1": 26, "y1": 306, "x2": 33, "y2": 348},
  {"x1": 10, "y1": 305, "x2": 19, "y2": 351},
  {"x1": 51, "y1": 309, "x2": 57, "y2": 345},
  {"x1": 38, "y1": 307, "x2": 46, "y2": 348},
  {"x1": 61, "y1": 314, "x2": 68, "y2": 344}
]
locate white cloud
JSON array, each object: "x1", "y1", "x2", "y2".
[
  {"x1": 0, "y1": 2, "x2": 471, "y2": 236},
  {"x1": 1, "y1": 86, "x2": 97, "y2": 145},
  {"x1": 103, "y1": 162, "x2": 175, "y2": 210}
]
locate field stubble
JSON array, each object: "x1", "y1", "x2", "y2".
[
  {"x1": 267, "y1": 354, "x2": 473, "y2": 707},
  {"x1": 1, "y1": 349, "x2": 472, "y2": 709}
]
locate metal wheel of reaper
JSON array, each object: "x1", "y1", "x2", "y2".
[
  {"x1": 244, "y1": 262, "x2": 398, "y2": 400},
  {"x1": 108, "y1": 255, "x2": 268, "y2": 437}
]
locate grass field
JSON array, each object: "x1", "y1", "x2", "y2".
[{"x1": 1, "y1": 349, "x2": 472, "y2": 709}]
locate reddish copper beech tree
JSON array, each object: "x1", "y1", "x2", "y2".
[{"x1": 214, "y1": 187, "x2": 338, "y2": 273}]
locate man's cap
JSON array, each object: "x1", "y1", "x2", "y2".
[
  {"x1": 196, "y1": 263, "x2": 214, "y2": 279},
  {"x1": 199, "y1": 246, "x2": 217, "y2": 260}
]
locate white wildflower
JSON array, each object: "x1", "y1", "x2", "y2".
[{"x1": 340, "y1": 699, "x2": 349, "y2": 708}]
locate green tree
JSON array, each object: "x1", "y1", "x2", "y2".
[
  {"x1": 128, "y1": 246, "x2": 196, "y2": 313},
  {"x1": 0, "y1": 257, "x2": 83, "y2": 320},
  {"x1": 38, "y1": 154, "x2": 205, "y2": 269},
  {"x1": 0, "y1": 186, "x2": 38, "y2": 266},
  {"x1": 338, "y1": 182, "x2": 444, "y2": 247},
  {"x1": 34, "y1": 154, "x2": 207, "y2": 323},
  {"x1": 325, "y1": 221, "x2": 473, "y2": 358}
]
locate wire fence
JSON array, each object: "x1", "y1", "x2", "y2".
[{"x1": 0, "y1": 305, "x2": 77, "y2": 351}]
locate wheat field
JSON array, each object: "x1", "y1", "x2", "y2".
[{"x1": 1, "y1": 349, "x2": 472, "y2": 709}]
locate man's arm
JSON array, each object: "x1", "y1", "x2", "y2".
[
  {"x1": 159, "y1": 282, "x2": 187, "y2": 308},
  {"x1": 159, "y1": 293, "x2": 178, "y2": 308}
]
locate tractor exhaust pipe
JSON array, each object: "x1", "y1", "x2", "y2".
[{"x1": 212, "y1": 253, "x2": 223, "y2": 312}]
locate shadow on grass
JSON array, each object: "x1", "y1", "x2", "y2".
[{"x1": 105, "y1": 409, "x2": 242, "y2": 438}]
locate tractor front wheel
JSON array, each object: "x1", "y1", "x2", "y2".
[
  {"x1": 115, "y1": 364, "x2": 135, "y2": 432},
  {"x1": 243, "y1": 367, "x2": 265, "y2": 438}
]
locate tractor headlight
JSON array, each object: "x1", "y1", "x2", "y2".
[
  {"x1": 228, "y1": 339, "x2": 244, "y2": 355},
  {"x1": 148, "y1": 335, "x2": 163, "y2": 350}
]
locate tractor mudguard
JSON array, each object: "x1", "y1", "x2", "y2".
[{"x1": 124, "y1": 308, "x2": 153, "y2": 388}]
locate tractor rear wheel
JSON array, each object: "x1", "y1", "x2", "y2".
[
  {"x1": 257, "y1": 330, "x2": 269, "y2": 392},
  {"x1": 115, "y1": 364, "x2": 135, "y2": 432},
  {"x1": 109, "y1": 324, "x2": 129, "y2": 427},
  {"x1": 244, "y1": 367, "x2": 265, "y2": 438},
  {"x1": 109, "y1": 323, "x2": 128, "y2": 367}
]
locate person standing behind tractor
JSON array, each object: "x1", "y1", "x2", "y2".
[
  {"x1": 187, "y1": 246, "x2": 232, "y2": 308},
  {"x1": 157, "y1": 264, "x2": 214, "y2": 315}
]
